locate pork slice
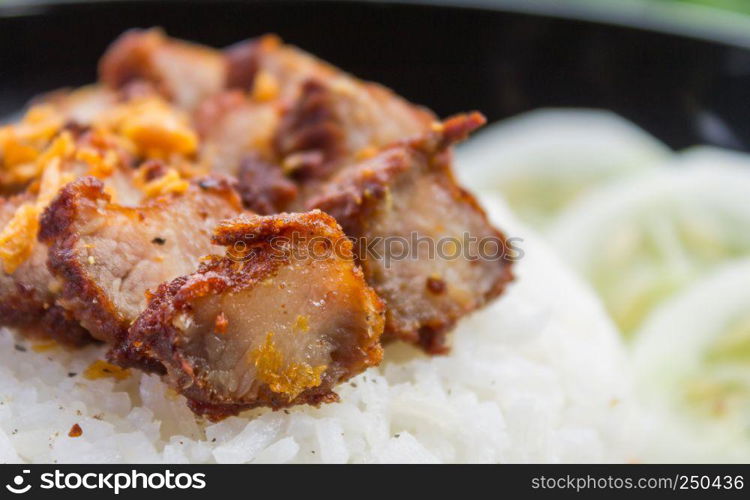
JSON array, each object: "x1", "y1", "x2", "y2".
[
  {"x1": 99, "y1": 28, "x2": 227, "y2": 110},
  {"x1": 0, "y1": 135, "x2": 141, "y2": 346},
  {"x1": 274, "y1": 76, "x2": 435, "y2": 182},
  {"x1": 195, "y1": 91, "x2": 280, "y2": 176},
  {"x1": 0, "y1": 193, "x2": 91, "y2": 345},
  {"x1": 39, "y1": 175, "x2": 242, "y2": 344},
  {"x1": 204, "y1": 36, "x2": 434, "y2": 180},
  {"x1": 201, "y1": 37, "x2": 436, "y2": 213},
  {"x1": 115, "y1": 210, "x2": 384, "y2": 420},
  {"x1": 234, "y1": 153, "x2": 298, "y2": 215},
  {"x1": 307, "y1": 113, "x2": 514, "y2": 353}
]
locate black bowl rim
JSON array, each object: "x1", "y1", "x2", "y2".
[{"x1": 3, "y1": 0, "x2": 750, "y2": 51}]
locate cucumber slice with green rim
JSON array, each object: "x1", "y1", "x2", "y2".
[
  {"x1": 549, "y1": 150, "x2": 750, "y2": 334},
  {"x1": 633, "y1": 259, "x2": 750, "y2": 462},
  {"x1": 456, "y1": 109, "x2": 670, "y2": 228}
]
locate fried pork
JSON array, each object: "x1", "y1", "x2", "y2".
[
  {"x1": 0, "y1": 29, "x2": 516, "y2": 419},
  {"x1": 114, "y1": 211, "x2": 384, "y2": 419},
  {"x1": 38, "y1": 175, "x2": 242, "y2": 344},
  {"x1": 308, "y1": 113, "x2": 514, "y2": 353}
]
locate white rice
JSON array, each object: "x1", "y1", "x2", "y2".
[{"x1": 0, "y1": 195, "x2": 635, "y2": 463}]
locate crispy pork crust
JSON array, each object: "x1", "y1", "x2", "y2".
[
  {"x1": 274, "y1": 79, "x2": 346, "y2": 181},
  {"x1": 115, "y1": 211, "x2": 384, "y2": 420},
  {"x1": 0, "y1": 264, "x2": 92, "y2": 347},
  {"x1": 306, "y1": 113, "x2": 489, "y2": 231},
  {"x1": 99, "y1": 28, "x2": 227, "y2": 110},
  {"x1": 39, "y1": 175, "x2": 242, "y2": 345},
  {"x1": 0, "y1": 194, "x2": 92, "y2": 346},
  {"x1": 308, "y1": 113, "x2": 514, "y2": 353},
  {"x1": 199, "y1": 35, "x2": 435, "y2": 182},
  {"x1": 271, "y1": 73, "x2": 436, "y2": 187},
  {"x1": 38, "y1": 177, "x2": 122, "y2": 342},
  {"x1": 0, "y1": 125, "x2": 143, "y2": 346},
  {"x1": 235, "y1": 153, "x2": 298, "y2": 214},
  {"x1": 224, "y1": 38, "x2": 261, "y2": 90}
]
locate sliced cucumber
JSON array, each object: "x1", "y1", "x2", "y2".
[
  {"x1": 549, "y1": 150, "x2": 750, "y2": 334},
  {"x1": 633, "y1": 259, "x2": 750, "y2": 462},
  {"x1": 456, "y1": 109, "x2": 670, "y2": 228}
]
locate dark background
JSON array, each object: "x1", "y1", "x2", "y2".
[{"x1": 2, "y1": 0, "x2": 750, "y2": 150}]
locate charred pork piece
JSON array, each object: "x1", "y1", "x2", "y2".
[
  {"x1": 99, "y1": 28, "x2": 227, "y2": 110},
  {"x1": 307, "y1": 113, "x2": 514, "y2": 354},
  {"x1": 114, "y1": 211, "x2": 385, "y2": 420},
  {"x1": 273, "y1": 76, "x2": 434, "y2": 184},
  {"x1": 235, "y1": 153, "x2": 298, "y2": 215},
  {"x1": 194, "y1": 91, "x2": 280, "y2": 176},
  {"x1": 199, "y1": 35, "x2": 434, "y2": 183},
  {"x1": 39, "y1": 175, "x2": 242, "y2": 345},
  {"x1": 226, "y1": 34, "x2": 432, "y2": 125},
  {"x1": 235, "y1": 35, "x2": 433, "y2": 171},
  {"x1": 0, "y1": 193, "x2": 91, "y2": 346},
  {"x1": 194, "y1": 92, "x2": 298, "y2": 212},
  {"x1": 0, "y1": 132, "x2": 141, "y2": 346}
]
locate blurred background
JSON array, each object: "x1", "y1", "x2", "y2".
[
  {"x1": 2, "y1": 0, "x2": 750, "y2": 463},
  {"x1": 579, "y1": 0, "x2": 750, "y2": 14},
  {"x1": 5, "y1": 0, "x2": 750, "y2": 15},
  {"x1": 4, "y1": 0, "x2": 750, "y2": 16}
]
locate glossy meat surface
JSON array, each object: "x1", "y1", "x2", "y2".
[
  {"x1": 39, "y1": 175, "x2": 241, "y2": 344},
  {"x1": 99, "y1": 28, "x2": 227, "y2": 110},
  {"x1": 0, "y1": 129, "x2": 143, "y2": 344},
  {"x1": 199, "y1": 35, "x2": 434, "y2": 186},
  {"x1": 116, "y1": 211, "x2": 384, "y2": 419},
  {"x1": 0, "y1": 193, "x2": 91, "y2": 345},
  {"x1": 308, "y1": 114, "x2": 514, "y2": 353}
]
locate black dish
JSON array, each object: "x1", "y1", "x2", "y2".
[{"x1": 1, "y1": 0, "x2": 750, "y2": 150}]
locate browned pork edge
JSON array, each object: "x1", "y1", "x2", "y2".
[
  {"x1": 112, "y1": 211, "x2": 385, "y2": 421},
  {"x1": 309, "y1": 113, "x2": 488, "y2": 227},
  {"x1": 273, "y1": 79, "x2": 347, "y2": 181},
  {"x1": 0, "y1": 280, "x2": 93, "y2": 347},
  {"x1": 0, "y1": 292, "x2": 93, "y2": 347},
  {"x1": 99, "y1": 28, "x2": 228, "y2": 110},
  {"x1": 38, "y1": 178, "x2": 122, "y2": 342},
  {"x1": 308, "y1": 112, "x2": 514, "y2": 353},
  {"x1": 202, "y1": 34, "x2": 436, "y2": 183},
  {"x1": 38, "y1": 175, "x2": 241, "y2": 345},
  {"x1": 0, "y1": 194, "x2": 92, "y2": 346},
  {"x1": 235, "y1": 153, "x2": 298, "y2": 214}
]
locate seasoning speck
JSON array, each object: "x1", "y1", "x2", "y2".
[
  {"x1": 68, "y1": 423, "x2": 83, "y2": 438},
  {"x1": 426, "y1": 276, "x2": 446, "y2": 295},
  {"x1": 214, "y1": 312, "x2": 229, "y2": 335},
  {"x1": 84, "y1": 360, "x2": 131, "y2": 381}
]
